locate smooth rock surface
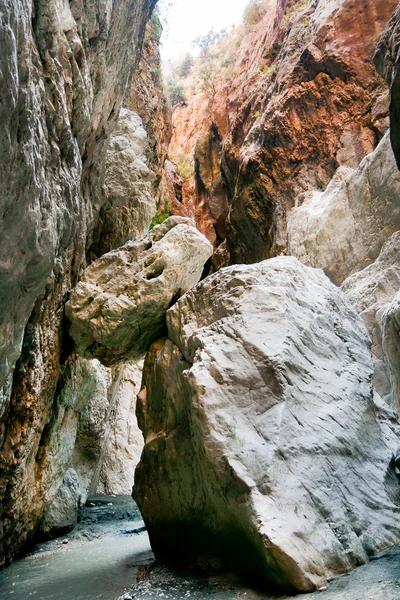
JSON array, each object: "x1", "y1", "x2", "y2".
[
  {"x1": 342, "y1": 232, "x2": 400, "y2": 404},
  {"x1": 66, "y1": 217, "x2": 213, "y2": 365},
  {"x1": 287, "y1": 133, "x2": 400, "y2": 285},
  {"x1": 383, "y1": 293, "x2": 400, "y2": 414},
  {"x1": 97, "y1": 363, "x2": 144, "y2": 495},
  {"x1": 135, "y1": 257, "x2": 400, "y2": 594}
]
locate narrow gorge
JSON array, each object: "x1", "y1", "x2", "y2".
[{"x1": 0, "y1": 0, "x2": 400, "y2": 599}]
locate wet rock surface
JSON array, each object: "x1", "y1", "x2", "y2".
[
  {"x1": 66, "y1": 217, "x2": 213, "y2": 365},
  {"x1": 135, "y1": 256, "x2": 400, "y2": 594}
]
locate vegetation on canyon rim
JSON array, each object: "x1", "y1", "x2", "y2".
[{"x1": 1, "y1": 0, "x2": 400, "y2": 598}]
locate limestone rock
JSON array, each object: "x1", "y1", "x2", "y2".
[
  {"x1": 135, "y1": 257, "x2": 400, "y2": 594},
  {"x1": 383, "y1": 293, "x2": 400, "y2": 414},
  {"x1": 70, "y1": 360, "x2": 120, "y2": 502},
  {"x1": 39, "y1": 469, "x2": 81, "y2": 539},
  {"x1": 0, "y1": 0, "x2": 156, "y2": 566},
  {"x1": 97, "y1": 363, "x2": 144, "y2": 495},
  {"x1": 375, "y1": 4, "x2": 400, "y2": 168},
  {"x1": 90, "y1": 109, "x2": 157, "y2": 257},
  {"x1": 342, "y1": 232, "x2": 400, "y2": 404},
  {"x1": 167, "y1": 0, "x2": 397, "y2": 262},
  {"x1": 287, "y1": 133, "x2": 400, "y2": 285},
  {"x1": 66, "y1": 217, "x2": 213, "y2": 365}
]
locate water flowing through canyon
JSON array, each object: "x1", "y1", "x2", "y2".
[{"x1": 1, "y1": 0, "x2": 400, "y2": 598}]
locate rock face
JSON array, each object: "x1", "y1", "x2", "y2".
[
  {"x1": 66, "y1": 217, "x2": 213, "y2": 365},
  {"x1": 39, "y1": 468, "x2": 81, "y2": 539},
  {"x1": 375, "y1": 4, "x2": 400, "y2": 169},
  {"x1": 383, "y1": 293, "x2": 400, "y2": 414},
  {"x1": 342, "y1": 232, "x2": 400, "y2": 405},
  {"x1": 97, "y1": 363, "x2": 144, "y2": 495},
  {"x1": 0, "y1": 0, "x2": 157, "y2": 566},
  {"x1": 135, "y1": 257, "x2": 400, "y2": 594},
  {"x1": 168, "y1": 0, "x2": 397, "y2": 264},
  {"x1": 89, "y1": 108, "x2": 157, "y2": 258},
  {"x1": 287, "y1": 133, "x2": 400, "y2": 285}
]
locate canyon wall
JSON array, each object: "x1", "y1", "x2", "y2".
[
  {"x1": 168, "y1": 0, "x2": 397, "y2": 266},
  {"x1": 0, "y1": 0, "x2": 159, "y2": 565}
]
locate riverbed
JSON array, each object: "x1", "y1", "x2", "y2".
[{"x1": 1, "y1": 496, "x2": 400, "y2": 600}]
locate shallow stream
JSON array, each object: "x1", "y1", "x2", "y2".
[
  {"x1": 0, "y1": 496, "x2": 153, "y2": 600},
  {"x1": 1, "y1": 496, "x2": 400, "y2": 600}
]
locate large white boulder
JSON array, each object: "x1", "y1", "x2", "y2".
[
  {"x1": 66, "y1": 217, "x2": 213, "y2": 365},
  {"x1": 135, "y1": 257, "x2": 400, "y2": 594},
  {"x1": 287, "y1": 133, "x2": 400, "y2": 284},
  {"x1": 342, "y1": 232, "x2": 400, "y2": 404}
]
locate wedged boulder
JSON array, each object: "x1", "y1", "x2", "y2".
[
  {"x1": 66, "y1": 217, "x2": 213, "y2": 365},
  {"x1": 287, "y1": 133, "x2": 400, "y2": 285},
  {"x1": 135, "y1": 257, "x2": 400, "y2": 594},
  {"x1": 342, "y1": 232, "x2": 400, "y2": 404},
  {"x1": 383, "y1": 293, "x2": 400, "y2": 414}
]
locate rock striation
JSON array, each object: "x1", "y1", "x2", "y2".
[
  {"x1": 342, "y1": 232, "x2": 400, "y2": 405},
  {"x1": 287, "y1": 133, "x2": 400, "y2": 285},
  {"x1": 135, "y1": 257, "x2": 400, "y2": 594},
  {"x1": 0, "y1": 0, "x2": 157, "y2": 566},
  {"x1": 66, "y1": 217, "x2": 213, "y2": 365}
]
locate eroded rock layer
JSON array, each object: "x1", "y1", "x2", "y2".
[
  {"x1": 0, "y1": 0, "x2": 157, "y2": 565},
  {"x1": 135, "y1": 257, "x2": 400, "y2": 594},
  {"x1": 168, "y1": 0, "x2": 397, "y2": 264}
]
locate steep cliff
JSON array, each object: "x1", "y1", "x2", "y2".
[
  {"x1": 0, "y1": 0, "x2": 157, "y2": 566},
  {"x1": 167, "y1": 0, "x2": 397, "y2": 265}
]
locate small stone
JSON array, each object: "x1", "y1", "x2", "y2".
[
  {"x1": 62, "y1": 539, "x2": 68, "y2": 545},
  {"x1": 319, "y1": 586, "x2": 327, "y2": 592}
]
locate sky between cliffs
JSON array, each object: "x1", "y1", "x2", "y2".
[{"x1": 159, "y1": 0, "x2": 250, "y2": 60}]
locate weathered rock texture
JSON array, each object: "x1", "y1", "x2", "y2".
[
  {"x1": 287, "y1": 133, "x2": 400, "y2": 285},
  {"x1": 342, "y1": 232, "x2": 400, "y2": 405},
  {"x1": 375, "y1": 4, "x2": 400, "y2": 169},
  {"x1": 383, "y1": 293, "x2": 400, "y2": 414},
  {"x1": 0, "y1": 0, "x2": 156, "y2": 565},
  {"x1": 39, "y1": 468, "x2": 81, "y2": 539},
  {"x1": 97, "y1": 362, "x2": 144, "y2": 495},
  {"x1": 66, "y1": 217, "x2": 213, "y2": 365},
  {"x1": 88, "y1": 108, "x2": 157, "y2": 258},
  {"x1": 135, "y1": 257, "x2": 400, "y2": 594},
  {"x1": 168, "y1": 0, "x2": 396, "y2": 264}
]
